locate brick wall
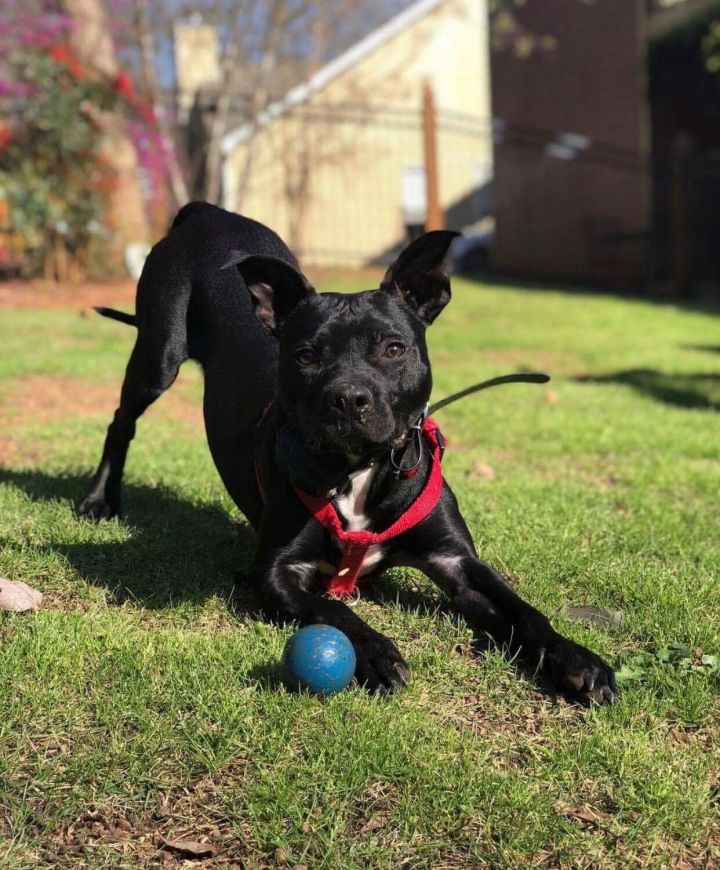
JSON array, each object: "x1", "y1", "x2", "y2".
[{"x1": 490, "y1": 0, "x2": 650, "y2": 287}]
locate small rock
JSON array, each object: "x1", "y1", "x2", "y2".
[{"x1": 0, "y1": 578, "x2": 43, "y2": 612}]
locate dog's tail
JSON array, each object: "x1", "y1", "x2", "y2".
[{"x1": 94, "y1": 306, "x2": 137, "y2": 327}]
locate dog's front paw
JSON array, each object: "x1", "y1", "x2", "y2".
[
  {"x1": 77, "y1": 494, "x2": 120, "y2": 522},
  {"x1": 543, "y1": 634, "x2": 618, "y2": 705},
  {"x1": 353, "y1": 634, "x2": 410, "y2": 694}
]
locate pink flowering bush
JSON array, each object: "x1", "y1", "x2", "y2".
[
  {"x1": 0, "y1": 5, "x2": 172, "y2": 278},
  {"x1": 1, "y1": 43, "x2": 114, "y2": 275}
]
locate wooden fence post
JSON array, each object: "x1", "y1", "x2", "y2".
[{"x1": 422, "y1": 81, "x2": 444, "y2": 231}]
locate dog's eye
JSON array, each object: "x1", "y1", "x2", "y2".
[
  {"x1": 296, "y1": 348, "x2": 316, "y2": 367},
  {"x1": 384, "y1": 341, "x2": 406, "y2": 359}
]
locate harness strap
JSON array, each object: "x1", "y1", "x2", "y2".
[
  {"x1": 253, "y1": 373, "x2": 548, "y2": 599},
  {"x1": 294, "y1": 418, "x2": 445, "y2": 597}
]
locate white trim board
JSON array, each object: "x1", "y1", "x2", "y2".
[{"x1": 220, "y1": 0, "x2": 445, "y2": 155}]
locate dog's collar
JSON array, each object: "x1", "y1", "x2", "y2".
[
  {"x1": 386, "y1": 372, "x2": 550, "y2": 478},
  {"x1": 272, "y1": 408, "x2": 382, "y2": 496},
  {"x1": 261, "y1": 403, "x2": 434, "y2": 496},
  {"x1": 259, "y1": 371, "x2": 548, "y2": 495},
  {"x1": 389, "y1": 403, "x2": 447, "y2": 480}
]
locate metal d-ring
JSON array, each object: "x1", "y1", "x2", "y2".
[{"x1": 390, "y1": 403, "x2": 429, "y2": 480}]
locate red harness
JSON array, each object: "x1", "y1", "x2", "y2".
[{"x1": 294, "y1": 418, "x2": 445, "y2": 597}]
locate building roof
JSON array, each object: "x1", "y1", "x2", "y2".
[
  {"x1": 220, "y1": 0, "x2": 445, "y2": 155},
  {"x1": 648, "y1": 0, "x2": 718, "y2": 42}
]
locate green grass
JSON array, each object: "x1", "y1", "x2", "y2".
[{"x1": 0, "y1": 278, "x2": 719, "y2": 868}]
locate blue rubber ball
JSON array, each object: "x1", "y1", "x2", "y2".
[{"x1": 283, "y1": 625, "x2": 356, "y2": 695}]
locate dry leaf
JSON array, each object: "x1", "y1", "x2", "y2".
[
  {"x1": 562, "y1": 605, "x2": 624, "y2": 629},
  {"x1": 470, "y1": 460, "x2": 496, "y2": 480},
  {"x1": 160, "y1": 837, "x2": 218, "y2": 858},
  {"x1": 544, "y1": 390, "x2": 559, "y2": 404},
  {"x1": 669, "y1": 726, "x2": 694, "y2": 745},
  {"x1": 0, "y1": 578, "x2": 43, "y2": 612},
  {"x1": 555, "y1": 802, "x2": 607, "y2": 827},
  {"x1": 357, "y1": 813, "x2": 388, "y2": 834}
]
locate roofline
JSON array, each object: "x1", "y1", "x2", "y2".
[
  {"x1": 647, "y1": 0, "x2": 718, "y2": 43},
  {"x1": 220, "y1": 0, "x2": 445, "y2": 155}
]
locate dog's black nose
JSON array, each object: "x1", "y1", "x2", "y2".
[{"x1": 327, "y1": 382, "x2": 373, "y2": 417}]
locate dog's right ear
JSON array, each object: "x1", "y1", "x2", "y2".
[
  {"x1": 379, "y1": 230, "x2": 459, "y2": 325},
  {"x1": 221, "y1": 251, "x2": 315, "y2": 332}
]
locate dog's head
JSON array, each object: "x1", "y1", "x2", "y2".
[{"x1": 225, "y1": 231, "x2": 458, "y2": 458}]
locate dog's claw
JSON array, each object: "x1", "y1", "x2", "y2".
[
  {"x1": 545, "y1": 635, "x2": 618, "y2": 705},
  {"x1": 353, "y1": 635, "x2": 410, "y2": 694},
  {"x1": 602, "y1": 684, "x2": 617, "y2": 704},
  {"x1": 77, "y1": 495, "x2": 119, "y2": 522},
  {"x1": 394, "y1": 662, "x2": 411, "y2": 686}
]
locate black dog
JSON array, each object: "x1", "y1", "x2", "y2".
[{"x1": 80, "y1": 202, "x2": 617, "y2": 704}]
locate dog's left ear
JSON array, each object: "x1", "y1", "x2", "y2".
[
  {"x1": 222, "y1": 251, "x2": 315, "y2": 332},
  {"x1": 379, "y1": 230, "x2": 460, "y2": 325}
]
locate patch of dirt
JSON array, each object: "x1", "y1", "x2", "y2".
[
  {"x1": 0, "y1": 271, "x2": 382, "y2": 312},
  {"x1": 0, "y1": 373, "x2": 203, "y2": 465},
  {"x1": 42, "y1": 805, "x2": 251, "y2": 868},
  {"x1": 0, "y1": 279, "x2": 136, "y2": 311},
  {"x1": 36, "y1": 764, "x2": 266, "y2": 868},
  {"x1": 350, "y1": 781, "x2": 397, "y2": 839},
  {"x1": 0, "y1": 437, "x2": 50, "y2": 467},
  {"x1": 0, "y1": 803, "x2": 11, "y2": 839}
]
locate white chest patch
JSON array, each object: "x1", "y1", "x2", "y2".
[
  {"x1": 334, "y1": 464, "x2": 377, "y2": 531},
  {"x1": 318, "y1": 463, "x2": 385, "y2": 577}
]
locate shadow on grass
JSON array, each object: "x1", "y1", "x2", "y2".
[
  {"x1": 364, "y1": 574, "x2": 575, "y2": 700},
  {"x1": 365, "y1": 572, "x2": 446, "y2": 617},
  {"x1": 0, "y1": 468, "x2": 598, "y2": 703},
  {"x1": 575, "y1": 368, "x2": 720, "y2": 411},
  {"x1": 681, "y1": 343, "x2": 720, "y2": 355},
  {"x1": 0, "y1": 467, "x2": 259, "y2": 612}
]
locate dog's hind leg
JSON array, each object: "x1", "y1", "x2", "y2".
[{"x1": 78, "y1": 332, "x2": 186, "y2": 520}]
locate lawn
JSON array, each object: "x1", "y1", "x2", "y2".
[{"x1": 0, "y1": 276, "x2": 718, "y2": 868}]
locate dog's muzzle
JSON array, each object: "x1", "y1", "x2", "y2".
[{"x1": 324, "y1": 381, "x2": 373, "y2": 423}]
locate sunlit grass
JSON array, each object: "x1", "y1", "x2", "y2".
[{"x1": 0, "y1": 278, "x2": 718, "y2": 867}]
